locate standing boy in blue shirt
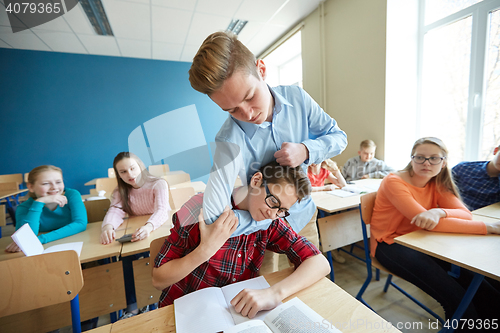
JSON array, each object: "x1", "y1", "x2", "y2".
[{"x1": 188, "y1": 31, "x2": 347, "y2": 242}]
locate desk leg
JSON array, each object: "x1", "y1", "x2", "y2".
[
  {"x1": 439, "y1": 273, "x2": 484, "y2": 333},
  {"x1": 70, "y1": 294, "x2": 82, "y2": 333}
]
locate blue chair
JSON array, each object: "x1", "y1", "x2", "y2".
[
  {"x1": 355, "y1": 192, "x2": 444, "y2": 325},
  {"x1": 0, "y1": 250, "x2": 84, "y2": 333}
]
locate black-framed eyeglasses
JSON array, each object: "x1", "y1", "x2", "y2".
[
  {"x1": 263, "y1": 181, "x2": 290, "y2": 219},
  {"x1": 411, "y1": 155, "x2": 446, "y2": 165}
]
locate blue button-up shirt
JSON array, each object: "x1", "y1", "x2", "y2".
[{"x1": 203, "y1": 85, "x2": 347, "y2": 236}]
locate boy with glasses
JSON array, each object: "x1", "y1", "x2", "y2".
[{"x1": 152, "y1": 161, "x2": 330, "y2": 315}]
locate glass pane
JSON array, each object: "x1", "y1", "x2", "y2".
[
  {"x1": 425, "y1": 0, "x2": 482, "y2": 24},
  {"x1": 420, "y1": 16, "x2": 472, "y2": 166},
  {"x1": 480, "y1": 9, "x2": 500, "y2": 160},
  {"x1": 279, "y1": 55, "x2": 302, "y2": 87},
  {"x1": 263, "y1": 31, "x2": 302, "y2": 87}
]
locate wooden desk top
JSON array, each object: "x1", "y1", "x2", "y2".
[
  {"x1": 87, "y1": 325, "x2": 111, "y2": 333},
  {"x1": 120, "y1": 215, "x2": 172, "y2": 257},
  {"x1": 0, "y1": 188, "x2": 28, "y2": 200},
  {"x1": 170, "y1": 181, "x2": 206, "y2": 193},
  {"x1": 472, "y1": 202, "x2": 500, "y2": 219},
  {"x1": 48, "y1": 222, "x2": 126, "y2": 263},
  {"x1": 0, "y1": 237, "x2": 26, "y2": 262},
  {"x1": 84, "y1": 178, "x2": 105, "y2": 186},
  {"x1": 81, "y1": 194, "x2": 111, "y2": 201},
  {"x1": 311, "y1": 179, "x2": 382, "y2": 213},
  {"x1": 394, "y1": 219, "x2": 500, "y2": 282},
  {"x1": 0, "y1": 223, "x2": 126, "y2": 264},
  {"x1": 109, "y1": 267, "x2": 400, "y2": 333},
  {"x1": 85, "y1": 171, "x2": 187, "y2": 186}
]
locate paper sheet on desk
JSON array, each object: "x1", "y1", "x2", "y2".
[
  {"x1": 11, "y1": 224, "x2": 83, "y2": 257},
  {"x1": 327, "y1": 190, "x2": 358, "y2": 198}
]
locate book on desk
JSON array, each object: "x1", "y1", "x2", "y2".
[
  {"x1": 174, "y1": 276, "x2": 342, "y2": 333},
  {"x1": 11, "y1": 223, "x2": 83, "y2": 257}
]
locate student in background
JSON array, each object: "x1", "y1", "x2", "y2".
[
  {"x1": 6, "y1": 165, "x2": 87, "y2": 252},
  {"x1": 152, "y1": 161, "x2": 330, "y2": 315},
  {"x1": 308, "y1": 159, "x2": 346, "y2": 191},
  {"x1": 308, "y1": 159, "x2": 347, "y2": 263},
  {"x1": 189, "y1": 31, "x2": 347, "y2": 240},
  {"x1": 342, "y1": 139, "x2": 394, "y2": 182},
  {"x1": 370, "y1": 137, "x2": 500, "y2": 326},
  {"x1": 452, "y1": 144, "x2": 500, "y2": 211},
  {"x1": 100, "y1": 152, "x2": 171, "y2": 318},
  {"x1": 100, "y1": 152, "x2": 171, "y2": 244}
]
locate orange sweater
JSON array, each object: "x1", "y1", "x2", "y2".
[{"x1": 370, "y1": 173, "x2": 487, "y2": 257}]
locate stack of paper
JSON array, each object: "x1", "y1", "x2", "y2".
[{"x1": 11, "y1": 224, "x2": 83, "y2": 257}]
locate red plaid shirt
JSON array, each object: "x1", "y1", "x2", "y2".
[{"x1": 154, "y1": 193, "x2": 320, "y2": 307}]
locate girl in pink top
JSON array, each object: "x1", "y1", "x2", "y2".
[
  {"x1": 371, "y1": 137, "x2": 500, "y2": 326},
  {"x1": 100, "y1": 152, "x2": 171, "y2": 245},
  {"x1": 307, "y1": 159, "x2": 346, "y2": 191}
]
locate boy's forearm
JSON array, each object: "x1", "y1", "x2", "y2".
[
  {"x1": 152, "y1": 246, "x2": 210, "y2": 290},
  {"x1": 269, "y1": 254, "x2": 330, "y2": 301}
]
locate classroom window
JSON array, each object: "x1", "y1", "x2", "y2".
[
  {"x1": 418, "y1": 0, "x2": 500, "y2": 164},
  {"x1": 262, "y1": 31, "x2": 303, "y2": 88}
]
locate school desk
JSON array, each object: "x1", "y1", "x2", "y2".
[
  {"x1": 0, "y1": 222, "x2": 126, "y2": 264},
  {"x1": 117, "y1": 215, "x2": 172, "y2": 312},
  {"x1": 103, "y1": 267, "x2": 401, "y2": 333},
  {"x1": 394, "y1": 219, "x2": 500, "y2": 332},
  {"x1": 120, "y1": 214, "x2": 172, "y2": 258},
  {"x1": 170, "y1": 180, "x2": 206, "y2": 193},
  {"x1": 312, "y1": 179, "x2": 382, "y2": 281},
  {"x1": 471, "y1": 201, "x2": 500, "y2": 219}
]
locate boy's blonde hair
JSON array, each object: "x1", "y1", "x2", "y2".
[
  {"x1": 403, "y1": 137, "x2": 460, "y2": 197},
  {"x1": 188, "y1": 31, "x2": 258, "y2": 95},
  {"x1": 27, "y1": 165, "x2": 63, "y2": 198},
  {"x1": 360, "y1": 140, "x2": 376, "y2": 149}
]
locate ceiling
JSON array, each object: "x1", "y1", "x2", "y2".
[{"x1": 0, "y1": 0, "x2": 322, "y2": 62}]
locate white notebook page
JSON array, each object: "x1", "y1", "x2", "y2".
[{"x1": 174, "y1": 287, "x2": 234, "y2": 333}]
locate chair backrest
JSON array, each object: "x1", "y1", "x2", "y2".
[
  {"x1": 149, "y1": 236, "x2": 168, "y2": 268},
  {"x1": 360, "y1": 192, "x2": 377, "y2": 225},
  {"x1": 24, "y1": 173, "x2": 29, "y2": 183},
  {"x1": 0, "y1": 174, "x2": 23, "y2": 187},
  {"x1": 95, "y1": 178, "x2": 118, "y2": 197},
  {"x1": 163, "y1": 172, "x2": 190, "y2": 186},
  {"x1": 108, "y1": 168, "x2": 116, "y2": 178},
  {"x1": 149, "y1": 164, "x2": 170, "y2": 177},
  {"x1": 0, "y1": 182, "x2": 18, "y2": 191},
  {"x1": 170, "y1": 187, "x2": 195, "y2": 211},
  {"x1": 0, "y1": 251, "x2": 83, "y2": 317},
  {"x1": 84, "y1": 198, "x2": 111, "y2": 223}
]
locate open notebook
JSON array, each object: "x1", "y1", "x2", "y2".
[
  {"x1": 11, "y1": 224, "x2": 83, "y2": 257},
  {"x1": 174, "y1": 276, "x2": 342, "y2": 333}
]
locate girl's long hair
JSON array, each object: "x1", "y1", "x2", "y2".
[
  {"x1": 402, "y1": 137, "x2": 460, "y2": 197},
  {"x1": 27, "y1": 165, "x2": 63, "y2": 199},
  {"x1": 113, "y1": 152, "x2": 159, "y2": 216}
]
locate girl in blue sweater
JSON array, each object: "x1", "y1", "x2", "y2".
[{"x1": 6, "y1": 165, "x2": 87, "y2": 252}]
